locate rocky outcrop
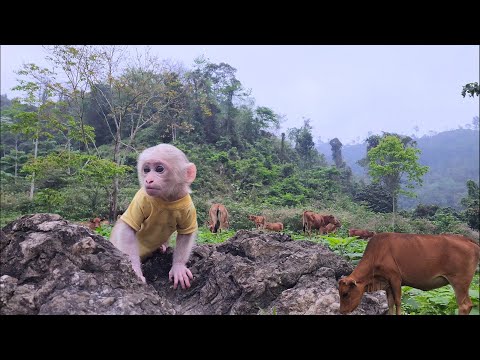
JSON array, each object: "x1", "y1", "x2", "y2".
[
  {"x1": 1, "y1": 214, "x2": 387, "y2": 315},
  {"x1": 0, "y1": 214, "x2": 174, "y2": 314}
]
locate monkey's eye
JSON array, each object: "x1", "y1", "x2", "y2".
[
  {"x1": 143, "y1": 167, "x2": 151, "y2": 173},
  {"x1": 155, "y1": 165, "x2": 165, "y2": 173}
]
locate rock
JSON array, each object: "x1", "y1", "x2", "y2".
[
  {"x1": 0, "y1": 213, "x2": 174, "y2": 314},
  {"x1": 1, "y1": 214, "x2": 387, "y2": 315}
]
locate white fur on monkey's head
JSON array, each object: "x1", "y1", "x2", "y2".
[{"x1": 137, "y1": 144, "x2": 196, "y2": 190}]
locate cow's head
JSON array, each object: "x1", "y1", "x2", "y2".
[
  {"x1": 338, "y1": 276, "x2": 365, "y2": 314},
  {"x1": 206, "y1": 220, "x2": 214, "y2": 232}
]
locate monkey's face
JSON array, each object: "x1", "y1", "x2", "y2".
[{"x1": 141, "y1": 160, "x2": 172, "y2": 197}]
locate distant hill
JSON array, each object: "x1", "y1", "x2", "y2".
[{"x1": 316, "y1": 129, "x2": 480, "y2": 210}]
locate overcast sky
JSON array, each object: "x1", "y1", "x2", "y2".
[{"x1": 1, "y1": 45, "x2": 478, "y2": 145}]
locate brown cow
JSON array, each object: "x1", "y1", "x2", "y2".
[
  {"x1": 324, "y1": 221, "x2": 341, "y2": 234},
  {"x1": 89, "y1": 217, "x2": 102, "y2": 230},
  {"x1": 338, "y1": 233, "x2": 480, "y2": 315},
  {"x1": 302, "y1": 211, "x2": 338, "y2": 237},
  {"x1": 264, "y1": 222, "x2": 284, "y2": 232},
  {"x1": 208, "y1": 203, "x2": 229, "y2": 233},
  {"x1": 248, "y1": 215, "x2": 266, "y2": 229},
  {"x1": 348, "y1": 228, "x2": 376, "y2": 239},
  {"x1": 88, "y1": 217, "x2": 110, "y2": 230}
]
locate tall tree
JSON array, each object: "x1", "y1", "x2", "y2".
[
  {"x1": 329, "y1": 137, "x2": 353, "y2": 193},
  {"x1": 43, "y1": 45, "x2": 99, "y2": 152},
  {"x1": 461, "y1": 82, "x2": 479, "y2": 98},
  {"x1": 287, "y1": 118, "x2": 319, "y2": 168},
  {"x1": 10, "y1": 65, "x2": 58, "y2": 199},
  {"x1": 84, "y1": 46, "x2": 185, "y2": 220},
  {"x1": 185, "y1": 56, "x2": 221, "y2": 145},
  {"x1": 329, "y1": 137, "x2": 344, "y2": 168},
  {"x1": 460, "y1": 180, "x2": 479, "y2": 230},
  {"x1": 367, "y1": 135, "x2": 429, "y2": 230}
]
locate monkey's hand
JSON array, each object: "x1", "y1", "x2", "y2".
[
  {"x1": 169, "y1": 264, "x2": 193, "y2": 289},
  {"x1": 133, "y1": 265, "x2": 146, "y2": 284}
]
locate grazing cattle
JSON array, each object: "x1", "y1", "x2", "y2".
[
  {"x1": 348, "y1": 228, "x2": 376, "y2": 240},
  {"x1": 324, "y1": 221, "x2": 341, "y2": 234},
  {"x1": 264, "y1": 222, "x2": 284, "y2": 232},
  {"x1": 208, "y1": 203, "x2": 229, "y2": 233},
  {"x1": 88, "y1": 217, "x2": 110, "y2": 230},
  {"x1": 89, "y1": 217, "x2": 102, "y2": 230},
  {"x1": 302, "y1": 211, "x2": 338, "y2": 237},
  {"x1": 338, "y1": 233, "x2": 480, "y2": 315},
  {"x1": 248, "y1": 215, "x2": 266, "y2": 229}
]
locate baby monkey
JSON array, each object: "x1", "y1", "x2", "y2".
[{"x1": 110, "y1": 144, "x2": 198, "y2": 289}]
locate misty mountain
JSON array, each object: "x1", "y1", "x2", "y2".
[{"x1": 317, "y1": 129, "x2": 480, "y2": 210}]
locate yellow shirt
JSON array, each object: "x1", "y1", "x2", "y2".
[{"x1": 120, "y1": 188, "x2": 198, "y2": 258}]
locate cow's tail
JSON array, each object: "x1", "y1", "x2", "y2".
[
  {"x1": 214, "y1": 207, "x2": 220, "y2": 233},
  {"x1": 302, "y1": 211, "x2": 306, "y2": 234}
]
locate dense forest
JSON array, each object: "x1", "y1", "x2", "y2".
[{"x1": 1, "y1": 45, "x2": 479, "y2": 240}]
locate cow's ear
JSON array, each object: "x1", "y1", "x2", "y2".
[{"x1": 349, "y1": 280, "x2": 357, "y2": 287}]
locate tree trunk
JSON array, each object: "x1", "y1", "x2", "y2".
[
  {"x1": 392, "y1": 193, "x2": 396, "y2": 232},
  {"x1": 14, "y1": 137, "x2": 18, "y2": 184},
  {"x1": 29, "y1": 136, "x2": 39, "y2": 200},
  {"x1": 109, "y1": 130, "x2": 122, "y2": 222}
]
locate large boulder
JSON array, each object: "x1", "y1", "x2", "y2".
[
  {"x1": 1, "y1": 214, "x2": 388, "y2": 315},
  {"x1": 0, "y1": 214, "x2": 174, "y2": 314}
]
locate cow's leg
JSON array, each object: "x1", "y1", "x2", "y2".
[
  {"x1": 388, "y1": 277, "x2": 403, "y2": 315},
  {"x1": 448, "y1": 276, "x2": 473, "y2": 315},
  {"x1": 385, "y1": 287, "x2": 395, "y2": 315}
]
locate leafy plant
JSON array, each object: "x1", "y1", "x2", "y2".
[
  {"x1": 197, "y1": 228, "x2": 236, "y2": 244},
  {"x1": 402, "y1": 273, "x2": 479, "y2": 315}
]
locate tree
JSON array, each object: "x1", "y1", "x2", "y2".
[
  {"x1": 329, "y1": 137, "x2": 353, "y2": 193},
  {"x1": 10, "y1": 67, "x2": 58, "y2": 199},
  {"x1": 287, "y1": 118, "x2": 324, "y2": 168},
  {"x1": 460, "y1": 180, "x2": 479, "y2": 230},
  {"x1": 472, "y1": 116, "x2": 479, "y2": 131},
  {"x1": 329, "y1": 137, "x2": 344, "y2": 168},
  {"x1": 367, "y1": 135, "x2": 429, "y2": 230},
  {"x1": 353, "y1": 182, "x2": 392, "y2": 213},
  {"x1": 43, "y1": 45, "x2": 99, "y2": 152},
  {"x1": 461, "y1": 82, "x2": 479, "y2": 98}
]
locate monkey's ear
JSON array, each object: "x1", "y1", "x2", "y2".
[{"x1": 186, "y1": 163, "x2": 196, "y2": 183}]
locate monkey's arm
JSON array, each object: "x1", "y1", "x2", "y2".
[
  {"x1": 110, "y1": 219, "x2": 145, "y2": 283},
  {"x1": 169, "y1": 232, "x2": 196, "y2": 289}
]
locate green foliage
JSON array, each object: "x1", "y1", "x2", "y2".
[
  {"x1": 402, "y1": 274, "x2": 479, "y2": 315},
  {"x1": 432, "y1": 208, "x2": 462, "y2": 233},
  {"x1": 412, "y1": 203, "x2": 439, "y2": 220},
  {"x1": 196, "y1": 227, "x2": 235, "y2": 244},
  {"x1": 94, "y1": 224, "x2": 113, "y2": 239},
  {"x1": 461, "y1": 82, "x2": 479, "y2": 98},
  {"x1": 22, "y1": 151, "x2": 128, "y2": 188},
  {"x1": 353, "y1": 182, "x2": 392, "y2": 213},
  {"x1": 460, "y1": 180, "x2": 479, "y2": 230},
  {"x1": 368, "y1": 136, "x2": 429, "y2": 195},
  {"x1": 367, "y1": 135, "x2": 429, "y2": 230},
  {"x1": 33, "y1": 189, "x2": 65, "y2": 213},
  {"x1": 312, "y1": 235, "x2": 368, "y2": 264}
]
